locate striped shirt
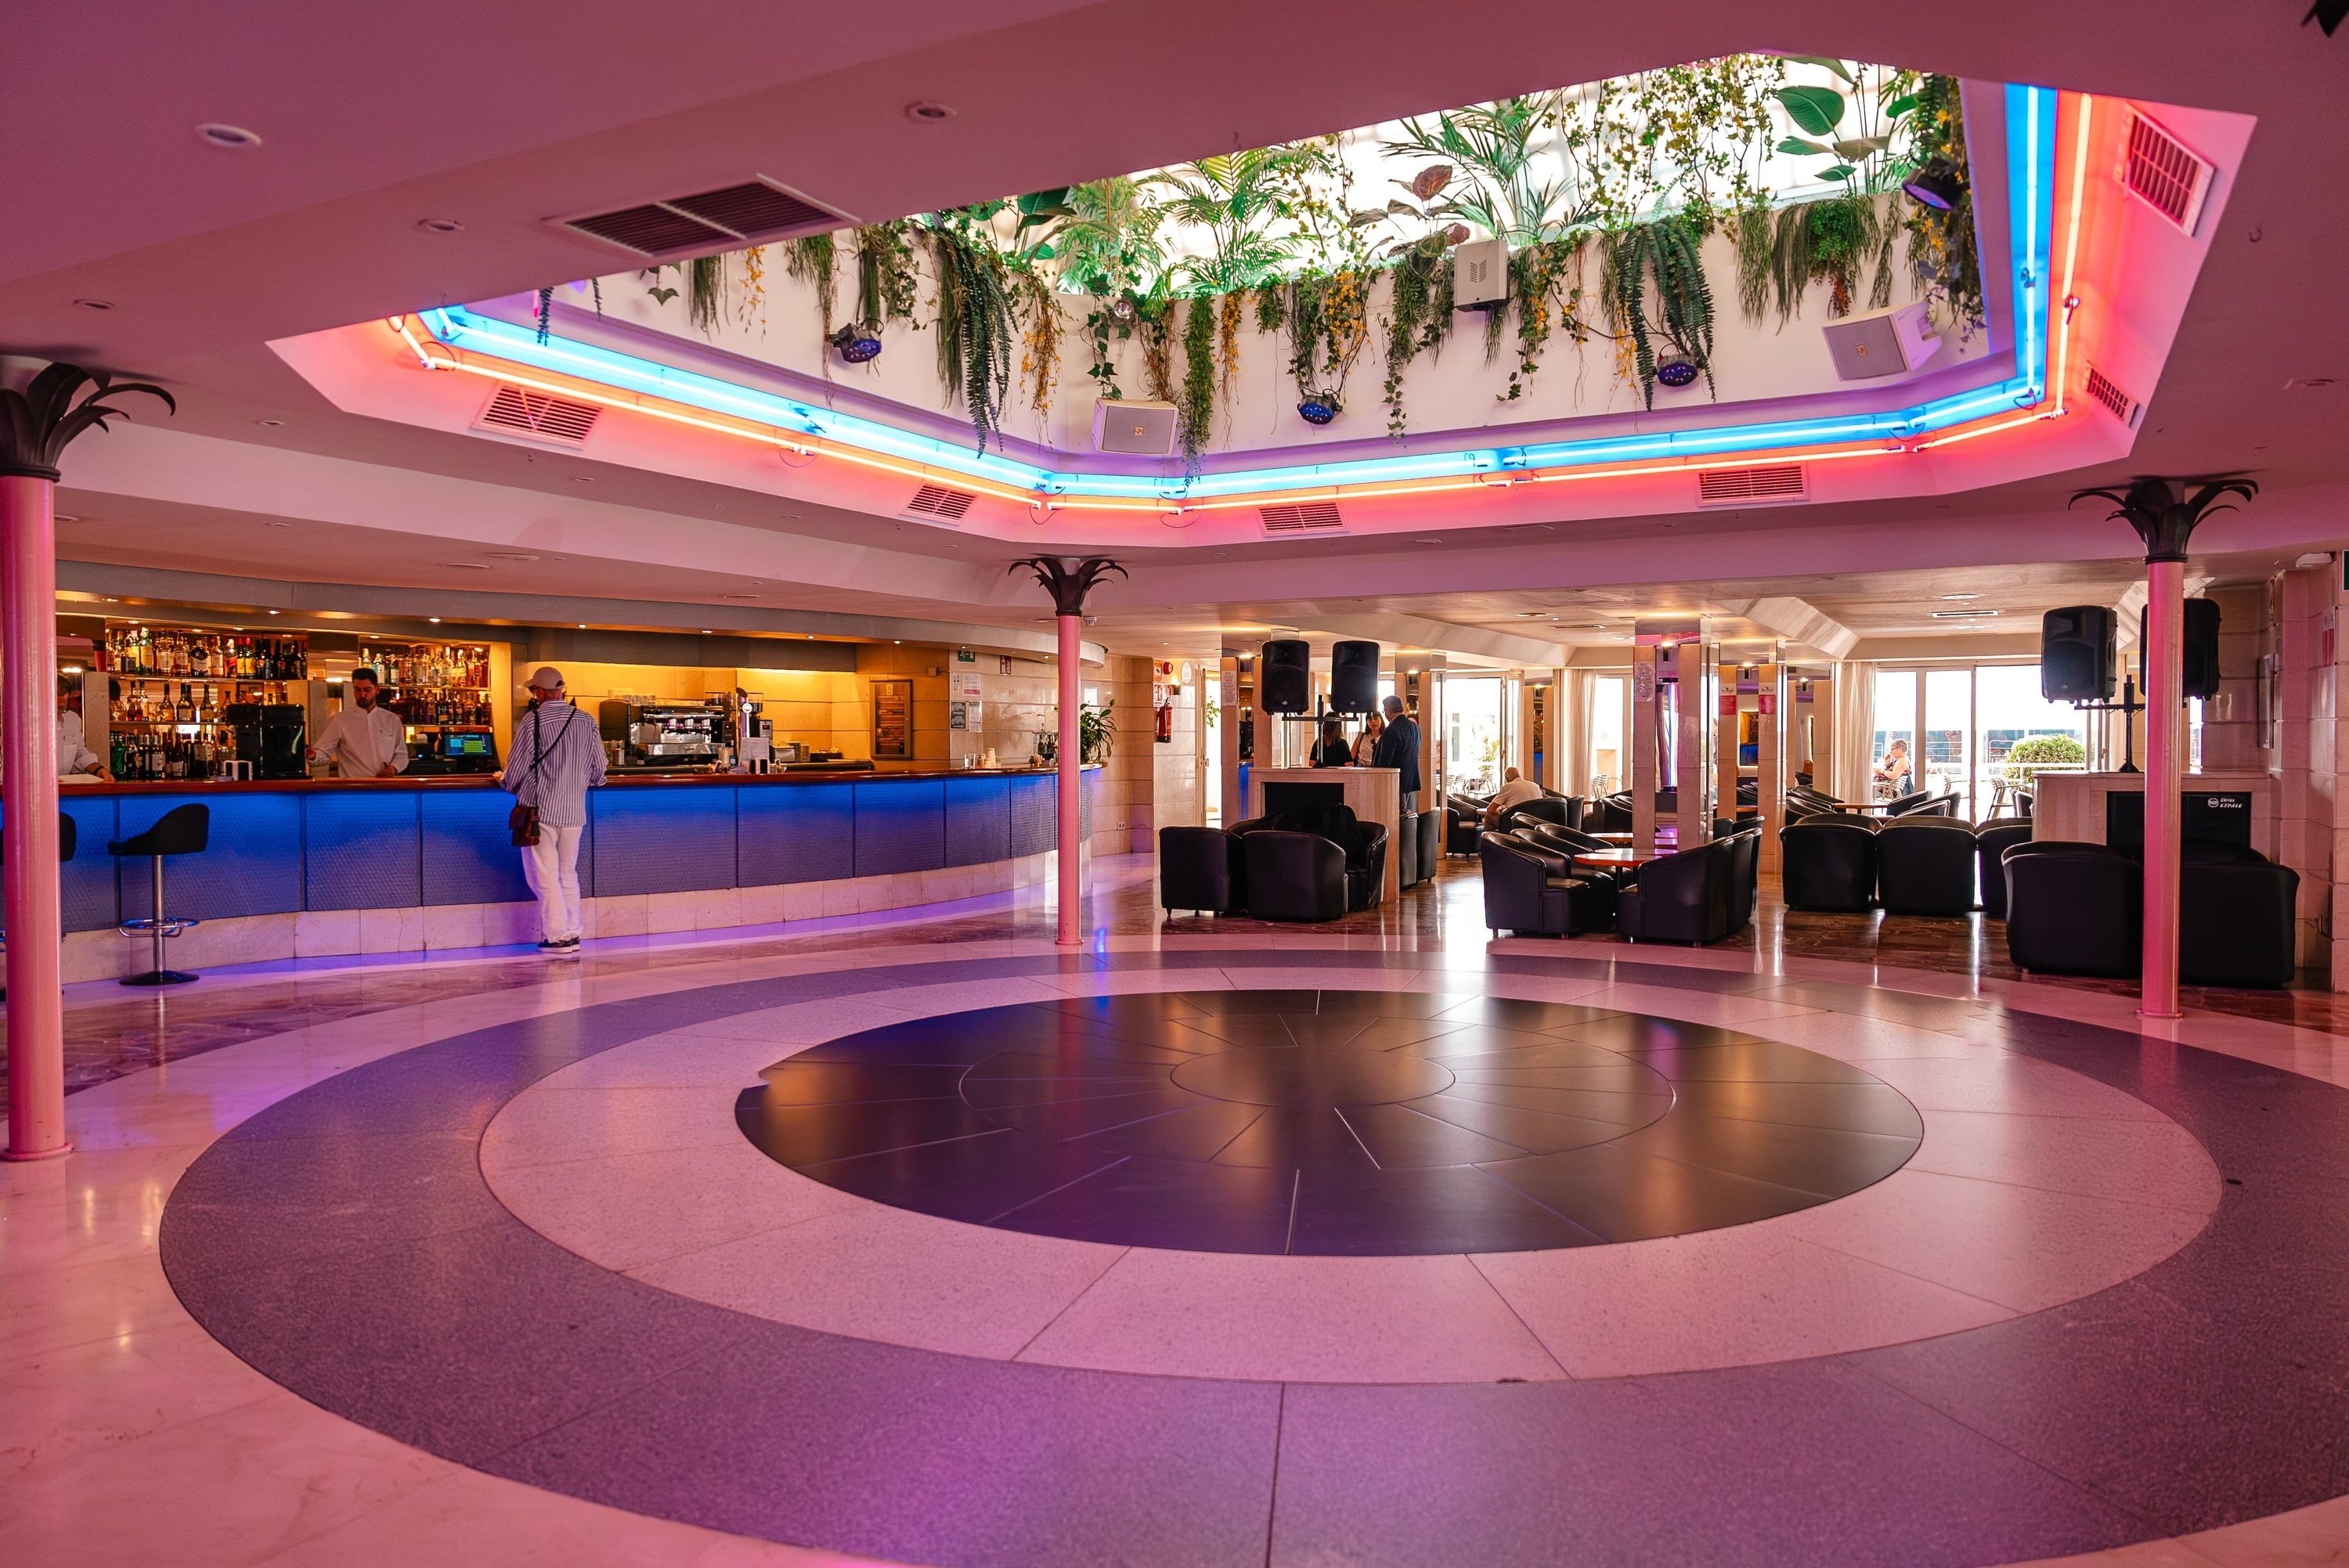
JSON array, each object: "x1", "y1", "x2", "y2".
[{"x1": 502, "y1": 700, "x2": 606, "y2": 827}]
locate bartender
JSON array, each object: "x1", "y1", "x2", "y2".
[
  {"x1": 309, "y1": 666, "x2": 407, "y2": 777},
  {"x1": 58, "y1": 675, "x2": 113, "y2": 780}
]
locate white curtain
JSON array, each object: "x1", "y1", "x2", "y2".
[{"x1": 1831, "y1": 663, "x2": 1876, "y2": 804}]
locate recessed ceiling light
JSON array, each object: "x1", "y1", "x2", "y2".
[
  {"x1": 570, "y1": 475, "x2": 595, "y2": 484},
  {"x1": 577, "y1": 623, "x2": 588, "y2": 629},
  {"x1": 428, "y1": 617, "x2": 442, "y2": 624},
  {"x1": 417, "y1": 218, "x2": 464, "y2": 234},
  {"x1": 267, "y1": 610, "x2": 279, "y2": 615},
  {"x1": 699, "y1": 629, "x2": 713, "y2": 635},
  {"x1": 54, "y1": 514, "x2": 79, "y2": 523},
  {"x1": 1931, "y1": 608, "x2": 2001, "y2": 619},
  {"x1": 255, "y1": 418, "x2": 283, "y2": 427},
  {"x1": 1939, "y1": 592, "x2": 1980, "y2": 600},
  {"x1": 485, "y1": 551, "x2": 539, "y2": 561},
  {"x1": 438, "y1": 562, "x2": 492, "y2": 571},
  {"x1": 905, "y1": 101, "x2": 955, "y2": 123},
  {"x1": 195, "y1": 123, "x2": 262, "y2": 149},
  {"x1": 264, "y1": 520, "x2": 292, "y2": 528},
  {"x1": 73, "y1": 298, "x2": 114, "y2": 312}
]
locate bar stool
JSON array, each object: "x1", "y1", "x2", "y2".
[
  {"x1": 0, "y1": 813, "x2": 79, "y2": 1000},
  {"x1": 109, "y1": 803, "x2": 208, "y2": 987}
]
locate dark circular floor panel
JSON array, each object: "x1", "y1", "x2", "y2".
[{"x1": 737, "y1": 990, "x2": 1923, "y2": 1255}]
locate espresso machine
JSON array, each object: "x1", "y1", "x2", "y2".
[{"x1": 597, "y1": 698, "x2": 725, "y2": 770}]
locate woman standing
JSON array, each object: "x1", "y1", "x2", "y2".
[{"x1": 1351, "y1": 711, "x2": 1384, "y2": 767}]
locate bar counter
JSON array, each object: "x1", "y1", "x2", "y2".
[{"x1": 43, "y1": 766, "x2": 1099, "y2": 935}]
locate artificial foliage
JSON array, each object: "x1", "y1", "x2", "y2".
[{"x1": 614, "y1": 57, "x2": 1980, "y2": 456}]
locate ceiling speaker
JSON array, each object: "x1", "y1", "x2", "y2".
[
  {"x1": 1823, "y1": 301, "x2": 1940, "y2": 381},
  {"x1": 1092, "y1": 399, "x2": 1178, "y2": 456}
]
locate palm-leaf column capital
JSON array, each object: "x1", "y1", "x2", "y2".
[
  {"x1": 2069, "y1": 475, "x2": 2258, "y2": 563},
  {"x1": 0, "y1": 362, "x2": 176, "y2": 481},
  {"x1": 1009, "y1": 556, "x2": 1128, "y2": 616}
]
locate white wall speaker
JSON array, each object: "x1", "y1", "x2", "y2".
[
  {"x1": 1821, "y1": 301, "x2": 1941, "y2": 381},
  {"x1": 1452, "y1": 237, "x2": 1510, "y2": 311},
  {"x1": 1092, "y1": 399, "x2": 1178, "y2": 456}
]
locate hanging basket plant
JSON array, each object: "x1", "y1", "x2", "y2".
[{"x1": 1603, "y1": 214, "x2": 1716, "y2": 409}]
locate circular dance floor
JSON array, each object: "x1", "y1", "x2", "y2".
[
  {"x1": 738, "y1": 990, "x2": 1922, "y2": 1254},
  {"x1": 154, "y1": 946, "x2": 2349, "y2": 1567}
]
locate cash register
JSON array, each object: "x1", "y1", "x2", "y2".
[{"x1": 405, "y1": 728, "x2": 500, "y2": 775}]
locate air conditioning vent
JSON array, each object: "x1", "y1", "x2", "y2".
[
  {"x1": 1695, "y1": 464, "x2": 1807, "y2": 506},
  {"x1": 1259, "y1": 501, "x2": 1345, "y2": 535},
  {"x1": 558, "y1": 177, "x2": 854, "y2": 260},
  {"x1": 474, "y1": 384, "x2": 601, "y2": 447},
  {"x1": 2121, "y1": 110, "x2": 2215, "y2": 236},
  {"x1": 903, "y1": 483, "x2": 976, "y2": 521},
  {"x1": 2084, "y1": 365, "x2": 2142, "y2": 427}
]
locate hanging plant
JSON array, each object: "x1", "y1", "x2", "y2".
[
  {"x1": 688, "y1": 254, "x2": 726, "y2": 336},
  {"x1": 534, "y1": 287, "x2": 554, "y2": 344},
  {"x1": 1603, "y1": 214, "x2": 1716, "y2": 408},
  {"x1": 738, "y1": 245, "x2": 767, "y2": 333},
  {"x1": 1135, "y1": 294, "x2": 1178, "y2": 406},
  {"x1": 1253, "y1": 285, "x2": 1287, "y2": 336},
  {"x1": 1218, "y1": 292, "x2": 1244, "y2": 397},
  {"x1": 1760, "y1": 193, "x2": 1889, "y2": 319},
  {"x1": 1381, "y1": 235, "x2": 1455, "y2": 436},
  {"x1": 1014, "y1": 267, "x2": 1063, "y2": 416},
  {"x1": 1499, "y1": 237, "x2": 1588, "y2": 402},
  {"x1": 1321, "y1": 269, "x2": 1369, "y2": 389},
  {"x1": 1903, "y1": 74, "x2": 1983, "y2": 331},
  {"x1": 854, "y1": 222, "x2": 920, "y2": 330},
  {"x1": 1178, "y1": 294, "x2": 1217, "y2": 458},
  {"x1": 925, "y1": 225, "x2": 1017, "y2": 451},
  {"x1": 1730, "y1": 200, "x2": 1773, "y2": 325},
  {"x1": 784, "y1": 233, "x2": 838, "y2": 341}
]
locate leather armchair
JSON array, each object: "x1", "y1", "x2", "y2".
[
  {"x1": 1480, "y1": 836, "x2": 1615, "y2": 937},
  {"x1": 1445, "y1": 798, "x2": 1485, "y2": 856},
  {"x1": 1242, "y1": 831, "x2": 1349, "y2": 921},
  {"x1": 1723, "y1": 827, "x2": 1760, "y2": 934},
  {"x1": 1303, "y1": 804, "x2": 1387, "y2": 910},
  {"x1": 1877, "y1": 789, "x2": 1931, "y2": 816},
  {"x1": 1394, "y1": 810, "x2": 1422, "y2": 890},
  {"x1": 1499, "y1": 796, "x2": 1570, "y2": 832},
  {"x1": 1889, "y1": 791, "x2": 1960, "y2": 818},
  {"x1": 1973, "y1": 821, "x2": 2034, "y2": 920},
  {"x1": 1875, "y1": 817, "x2": 1979, "y2": 915},
  {"x1": 2180, "y1": 857, "x2": 2299, "y2": 988},
  {"x1": 1616, "y1": 839, "x2": 1736, "y2": 945},
  {"x1": 2004, "y1": 842, "x2": 2138, "y2": 976},
  {"x1": 1781, "y1": 818, "x2": 1876, "y2": 912},
  {"x1": 1582, "y1": 794, "x2": 1633, "y2": 833},
  {"x1": 1418, "y1": 809, "x2": 1441, "y2": 882},
  {"x1": 1158, "y1": 827, "x2": 1243, "y2": 914}
]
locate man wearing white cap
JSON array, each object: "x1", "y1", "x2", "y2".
[{"x1": 497, "y1": 665, "x2": 605, "y2": 953}]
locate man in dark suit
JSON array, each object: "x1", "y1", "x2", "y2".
[{"x1": 1373, "y1": 694, "x2": 1423, "y2": 812}]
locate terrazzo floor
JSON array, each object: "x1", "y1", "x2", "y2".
[{"x1": 8, "y1": 852, "x2": 2349, "y2": 1565}]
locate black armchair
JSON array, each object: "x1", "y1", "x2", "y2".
[
  {"x1": 1445, "y1": 798, "x2": 1485, "y2": 856},
  {"x1": 1303, "y1": 804, "x2": 1387, "y2": 910},
  {"x1": 2004, "y1": 842, "x2": 2138, "y2": 976},
  {"x1": 1875, "y1": 817, "x2": 1979, "y2": 915},
  {"x1": 1158, "y1": 827, "x2": 1243, "y2": 915},
  {"x1": 1499, "y1": 796, "x2": 1570, "y2": 832},
  {"x1": 1974, "y1": 821, "x2": 2034, "y2": 920},
  {"x1": 1418, "y1": 809, "x2": 1441, "y2": 882},
  {"x1": 1480, "y1": 836, "x2": 1615, "y2": 937},
  {"x1": 1242, "y1": 831, "x2": 1349, "y2": 921},
  {"x1": 2181, "y1": 853, "x2": 2299, "y2": 988},
  {"x1": 1395, "y1": 810, "x2": 1422, "y2": 891},
  {"x1": 1616, "y1": 838, "x2": 1737, "y2": 945},
  {"x1": 1781, "y1": 817, "x2": 1876, "y2": 911},
  {"x1": 1582, "y1": 794, "x2": 1633, "y2": 833},
  {"x1": 1889, "y1": 791, "x2": 1961, "y2": 819},
  {"x1": 1723, "y1": 827, "x2": 1760, "y2": 934}
]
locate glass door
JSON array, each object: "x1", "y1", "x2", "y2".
[
  {"x1": 1871, "y1": 669, "x2": 1917, "y2": 802},
  {"x1": 1924, "y1": 668, "x2": 1974, "y2": 816}
]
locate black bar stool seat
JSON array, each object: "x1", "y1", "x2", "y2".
[
  {"x1": 0, "y1": 813, "x2": 80, "y2": 999},
  {"x1": 108, "y1": 802, "x2": 209, "y2": 986}
]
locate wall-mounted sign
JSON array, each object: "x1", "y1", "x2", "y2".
[
  {"x1": 954, "y1": 648, "x2": 976, "y2": 664},
  {"x1": 949, "y1": 701, "x2": 971, "y2": 731},
  {"x1": 871, "y1": 678, "x2": 912, "y2": 759},
  {"x1": 955, "y1": 671, "x2": 983, "y2": 700},
  {"x1": 998, "y1": 656, "x2": 1012, "y2": 675}
]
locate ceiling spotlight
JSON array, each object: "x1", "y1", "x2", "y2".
[
  {"x1": 1931, "y1": 607, "x2": 2001, "y2": 619},
  {"x1": 195, "y1": 123, "x2": 263, "y2": 150},
  {"x1": 54, "y1": 514, "x2": 79, "y2": 523},
  {"x1": 438, "y1": 562, "x2": 492, "y2": 571},
  {"x1": 417, "y1": 218, "x2": 464, "y2": 234},
  {"x1": 904, "y1": 101, "x2": 955, "y2": 123},
  {"x1": 1940, "y1": 592, "x2": 1980, "y2": 600},
  {"x1": 73, "y1": 298, "x2": 114, "y2": 311},
  {"x1": 428, "y1": 617, "x2": 442, "y2": 624},
  {"x1": 255, "y1": 418, "x2": 284, "y2": 427},
  {"x1": 577, "y1": 623, "x2": 587, "y2": 629},
  {"x1": 1901, "y1": 159, "x2": 1967, "y2": 211},
  {"x1": 828, "y1": 324, "x2": 882, "y2": 364},
  {"x1": 570, "y1": 475, "x2": 595, "y2": 484}
]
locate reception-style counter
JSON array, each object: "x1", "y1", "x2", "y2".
[{"x1": 36, "y1": 768, "x2": 1098, "y2": 978}]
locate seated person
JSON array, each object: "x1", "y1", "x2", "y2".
[
  {"x1": 1481, "y1": 766, "x2": 1543, "y2": 827},
  {"x1": 1311, "y1": 718, "x2": 1352, "y2": 768},
  {"x1": 1873, "y1": 737, "x2": 1911, "y2": 799}
]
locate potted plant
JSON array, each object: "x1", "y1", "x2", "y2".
[{"x1": 1079, "y1": 699, "x2": 1116, "y2": 764}]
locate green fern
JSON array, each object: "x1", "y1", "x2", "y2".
[{"x1": 1604, "y1": 215, "x2": 1715, "y2": 409}]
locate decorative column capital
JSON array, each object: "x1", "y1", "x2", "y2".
[
  {"x1": 0, "y1": 362, "x2": 175, "y2": 482},
  {"x1": 1009, "y1": 556, "x2": 1127, "y2": 618},
  {"x1": 2069, "y1": 476, "x2": 2258, "y2": 564}
]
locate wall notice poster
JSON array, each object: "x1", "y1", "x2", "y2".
[
  {"x1": 949, "y1": 702, "x2": 969, "y2": 731},
  {"x1": 955, "y1": 671, "x2": 983, "y2": 701},
  {"x1": 872, "y1": 679, "x2": 912, "y2": 759}
]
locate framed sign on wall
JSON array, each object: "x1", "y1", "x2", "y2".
[{"x1": 872, "y1": 678, "x2": 913, "y2": 760}]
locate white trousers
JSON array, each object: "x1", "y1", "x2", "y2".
[{"x1": 521, "y1": 822, "x2": 584, "y2": 943}]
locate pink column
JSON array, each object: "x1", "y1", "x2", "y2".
[
  {"x1": 2, "y1": 473, "x2": 64, "y2": 1160},
  {"x1": 1056, "y1": 611, "x2": 1081, "y2": 947},
  {"x1": 2140, "y1": 557, "x2": 2185, "y2": 1019}
]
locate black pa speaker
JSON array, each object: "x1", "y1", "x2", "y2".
[
  {"x1": 2041, "y1": 606, "x2": 2116, "y2": 702},
  {"x1": 1330, "y1": 640, "x2": 1380, "y2": 715},
  {"x1": 1261, "y1": 639, "x2": 1312, "y2": 716},
  {"x1": 2137, "y1": 598, "x2": 2221, "y2": 701}
]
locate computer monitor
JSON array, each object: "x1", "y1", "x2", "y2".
[{"x1": 439, "y1": 731, "x2": 492, "y2": 760}]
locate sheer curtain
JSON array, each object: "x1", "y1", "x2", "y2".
[{"x1": 1831, "y1": 663, "x2": 1875, "y2": 804}]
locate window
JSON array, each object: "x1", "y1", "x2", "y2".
[
  {"x1": 1589, "y1": 675, "x2": 1625, "y2": 793},
  {"x1": 1445, "y1": 678, "x2": 1505, "y2": 792}
]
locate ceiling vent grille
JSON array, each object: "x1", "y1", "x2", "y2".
[
  {"x1": 2120, "y1": 110, "x2": 2215, "y2": 236},
  {"x1": 558, "y1": 177, "x2": 853, "y2": 260},
  {"x1": 902, "y1": 483, "x2": 976, "y2": 521},
  {"x1": 474, "y1": 384, "x2": 601, "y2": 447},
  {"x1": 1695, "y1": 463, "x2": 1807, "y2": 506},
  {"x1": 1259, "y1": 500, "x2": 1345, "y2": 535},
  {"x1": 2084, "y1": 365, "x2": 2142, "y2": 427}
]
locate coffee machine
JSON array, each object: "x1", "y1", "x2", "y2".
[
  {"x1": 597, "y1": 698, "x2": 725, "y2": 770},
  {"x1": 224, "y1": 703, "x2": 308, "y2": 779}
]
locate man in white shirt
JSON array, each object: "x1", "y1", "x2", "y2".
[
  {"x1": 498, "y1": 666, "x2": 606, "y2": 953},
  {"x1": 309, "y1": 667, "x2": 407, "y2": 778},
  {"x1": 1481, "y1": 766, "x2": 1544, "y2": 828},
  {"x1": 58, "y1": 676, "x2": 112, "y2": 780}
]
